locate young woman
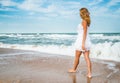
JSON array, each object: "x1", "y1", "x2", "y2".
[{"x1": 68, "y1": 8, "x2": 92, "y2": 78}]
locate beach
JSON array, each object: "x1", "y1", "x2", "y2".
[
  {"x1": 0, "y1": 48, "x2": 120, "y2": 83},
  {"x1": 0, "y1": 0, "x2": 120, "y2": 82}
]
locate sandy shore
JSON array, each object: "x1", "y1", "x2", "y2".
[{"x1": 0, "y1": 48, "x2": 120, "y2": 83}]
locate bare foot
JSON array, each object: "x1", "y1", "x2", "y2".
[
  {"x1": 68, "y1": 69, "x2": 76, "y2": 73},
  {"x1": 87, "y1": 74, "x2": 92, "y2": 78}
]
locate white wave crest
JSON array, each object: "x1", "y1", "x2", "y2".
[{"x1": 0, "y1": 42, "x2": 120, "y2": 62}]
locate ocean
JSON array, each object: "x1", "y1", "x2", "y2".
[{"x1": 0, "y1": 33, "x2": 120, "y2": 62}]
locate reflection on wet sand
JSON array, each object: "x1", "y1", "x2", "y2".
[
  {"x1": 69, "y1": 73, "x2": 91, "y2": 83},
  {"x1": 87, "y1": 77, "x2": 91, "y2": 83},
  {"x1": 69, "y1": 73, "x2": 76, "y2": 83}
]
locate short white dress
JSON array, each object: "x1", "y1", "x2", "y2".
[{"x1": 74, "y1": 23, "x2": 91, "y2": 51}]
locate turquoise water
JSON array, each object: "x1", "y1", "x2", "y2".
[{"x1": 0, "y1": 33, "x2": 120, "y2": 46}]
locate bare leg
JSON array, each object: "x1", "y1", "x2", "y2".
[
  {"x1": 68, "y1": 50, "x2": 82, "y2": 72},
  {"x1": 83, "y1": 51, "x2": 92, "y2": 78}
]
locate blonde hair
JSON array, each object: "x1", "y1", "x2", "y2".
[{"x1": 80, "y1": 8, "x2": 91, "y2": 27}]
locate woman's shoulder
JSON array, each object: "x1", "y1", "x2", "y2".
[
  {"x1": 82, "y1": 20, "x2": 87, "y2": 26},
  {"x1": 77, "y1": 20, "x2": 86, "y2": 26}
]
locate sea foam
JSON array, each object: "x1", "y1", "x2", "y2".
[{"x1": 0, "y1": 42, "x2": 120, "y2": 62}]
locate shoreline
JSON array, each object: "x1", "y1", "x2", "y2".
[
  {"x1": 0, "y1": 48, "x2": 120, "y2": 83},
  {"x1": 0, "y1": 46, "x2": 120, "y2": 62}
]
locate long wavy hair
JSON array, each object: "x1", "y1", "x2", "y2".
[{"x1": 80, "y1": 8, "x2": 91, "y2": 27}]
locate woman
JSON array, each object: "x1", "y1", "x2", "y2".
[{"x1": 68, "y1": 8, "x2": 92, "y2": 78}]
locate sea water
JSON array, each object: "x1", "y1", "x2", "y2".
[{"x1": 0, "y1": 33, "x2": 120, "y2": 62}]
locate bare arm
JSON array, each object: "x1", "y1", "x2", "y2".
[{"x1": 82, "y1": 20, "x2": 88, "y2": 50}]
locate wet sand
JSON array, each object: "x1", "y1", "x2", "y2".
[{"x1": 0, "y1": 48, "x2": 120, "y2": 83}]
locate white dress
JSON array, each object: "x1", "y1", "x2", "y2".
[{"x1": 74, "y1": 23, "x2": 91, "y2": 51}]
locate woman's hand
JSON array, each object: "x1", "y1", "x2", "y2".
[{"x1": 82, "y1": 44, "x2": 86, "y2": 51}]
